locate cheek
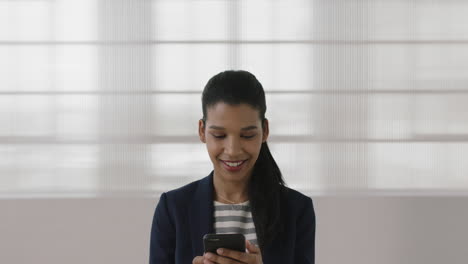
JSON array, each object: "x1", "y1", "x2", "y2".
[
  {"x1": 206, "y1": 141, "x2": 221, "y2": 156},
  {"x1": 245, "y1": 142, "x2": 262, "y2": 156}
]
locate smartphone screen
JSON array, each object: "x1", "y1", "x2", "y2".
[{"x1": 203, "y1": 233, "x2": 246, "y2": 254}]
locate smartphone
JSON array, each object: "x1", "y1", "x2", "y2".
[{"x1": 203, "y1": 233, "x2": 246, "y2": 254}]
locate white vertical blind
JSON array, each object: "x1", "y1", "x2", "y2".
[{"x1": 0, "y1": 0, "x2": 467, "y2": 197}]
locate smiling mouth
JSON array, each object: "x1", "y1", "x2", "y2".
[{"x1": 220, "y1": 159, "x2": 247, "y2": 167}]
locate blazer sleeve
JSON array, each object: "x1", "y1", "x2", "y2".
[
  {"x1": 294, "y1": 196, "x2": 316, "y2": 264},
  {"x1": 149, "y1": 192, "x2": 176, "y2": 264}
]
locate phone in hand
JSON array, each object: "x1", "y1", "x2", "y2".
[{"x1": 203, "y1": 233, "x2": 246, "y2": 254}]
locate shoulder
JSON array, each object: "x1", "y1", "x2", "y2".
[
  {"x1": 153, "y1": 177, "x2": 206, "y2": 223},
  {"x1": 161, "y1": 172, "x2": 213, "y2": 205},
  {"x1": 282, "y1": 185, "x2": 312, "y2": 203},
  {"x1": 281, "y1": 185, "x2": 315, "y2": 216}
]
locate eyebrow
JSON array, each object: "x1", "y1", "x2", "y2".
[{"x1": 208, "y1": 125, "x2": 258, "y2": 131}]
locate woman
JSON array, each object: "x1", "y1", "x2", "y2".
[{"x1": 149, "y1": 70, "x2": 315, "y2": 264}]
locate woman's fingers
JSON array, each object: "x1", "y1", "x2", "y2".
[
  {"x1": 203, "y1": 259, "x2": 216, "y2": 264},
  {"x1": 205, "y1": 251, "x2": 244, "y2": 264},
  {"x1": 193, "y1": 255, "x2": 217, "y2": 264},
  {"x1": 246, "y1": 240, "x2": 260, "y2": 254},
  {"x1": 201, "y1": 241, "x2": 263, "y2": 264},
  {"x1": 192, "y1": 256, "x2": 204, "y2": 264}
]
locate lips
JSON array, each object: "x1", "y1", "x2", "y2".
[
  {"x1": 220, "y1": 159, "x2": 248, "y2": 171},
  {"x1": 221, "y1": 159, "x2": 247, "y2": 165}
]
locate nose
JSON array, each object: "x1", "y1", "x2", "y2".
[{"x1": 224, "y1": 136, "x2": 242, "y2": 157}]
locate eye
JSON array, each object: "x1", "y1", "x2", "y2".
[{"x1": 211, "y1": 134, "x2": 256, "y2": 139}]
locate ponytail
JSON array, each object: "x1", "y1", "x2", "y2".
[{"x1": 249, "y1": 137, "x2": 287, "y2": 250}]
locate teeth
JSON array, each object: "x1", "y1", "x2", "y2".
[{"x1": 224, "y1": 161, "x2": 244, "y2": 167}]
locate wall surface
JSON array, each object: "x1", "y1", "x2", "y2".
[{"x1": 1, "y1": 196, "x2": 467, "y2": 264}]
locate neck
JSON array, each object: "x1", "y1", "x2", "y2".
[{"x1": 213, "y1": 171, "x2": 249, "y2": 203}]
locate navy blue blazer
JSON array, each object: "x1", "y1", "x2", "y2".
[{"x1": 149, "y1": 171, "x2": 315, "y2": 263}]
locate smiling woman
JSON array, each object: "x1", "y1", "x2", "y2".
[
  {"x1": 149, "y1": 70, "x2": 316, "y2": 264},
  {"x1": 201, "y1": 103, "x2": 267, "y2": 187}
]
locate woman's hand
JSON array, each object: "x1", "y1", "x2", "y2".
[
  {"x1": 193, "y1": 256, "x2": 205, "y2": 264},
  {"x1": 202, "y1": 240, "x2": 263, "y2": 264}
]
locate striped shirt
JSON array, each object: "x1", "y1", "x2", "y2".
[{"x1": 213, "y1": 200, "x2": 258, "y2": 247}]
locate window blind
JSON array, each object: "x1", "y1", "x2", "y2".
[{"x1": 1, "y1": 0, "x2": 467, "y2": 197}]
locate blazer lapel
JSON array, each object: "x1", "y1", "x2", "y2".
[{"x1": 189, "y1": 171, "x2": 215, "y2": 256}]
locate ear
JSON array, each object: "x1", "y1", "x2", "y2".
[
  {"x1": 262, "y1": 118, "x2": 269, "y2": 143},
  {"x1": 198, "y1": 119, "x2": 206, "y2": 143}
]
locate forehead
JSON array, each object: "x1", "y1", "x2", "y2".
[{"x1": 205, "y1": 103, "x2": 260, "y2": 128}]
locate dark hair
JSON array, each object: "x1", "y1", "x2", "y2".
[{"x1": 201, "y1": 70, "x2": 287, "y2": 250}]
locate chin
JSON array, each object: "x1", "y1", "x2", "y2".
[{"x1": 217, "y1": 167, "x2": 251, "y2": 183}]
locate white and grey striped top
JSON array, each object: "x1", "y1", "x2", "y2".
[{"x1": 213, "y1": 200, "x2": 258, "y2": 247}]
